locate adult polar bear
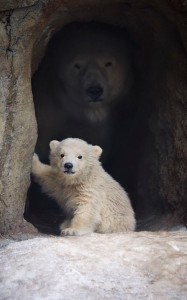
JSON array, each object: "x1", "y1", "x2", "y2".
[{"x1": 32, "y1": 22, "x2": 133, "y2": 162}]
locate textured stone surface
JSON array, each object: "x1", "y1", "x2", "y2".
[
  {"x1": 0, "y1": 7, "x2": 39, "y2": 234},
  {"x1": 0, "y1": 0, "x2": 38, "y2": 11},
  {"x1": 0, "y1": 232, "x2": 187, "y2": 299}
]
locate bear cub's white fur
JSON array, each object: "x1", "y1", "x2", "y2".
[{"x1": 32, "y1": 138, "x2": 136, "y2": 235}]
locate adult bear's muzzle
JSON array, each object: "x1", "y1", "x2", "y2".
[{"x1": 86, "y1": 85, "x2": 104, "y2": 102}]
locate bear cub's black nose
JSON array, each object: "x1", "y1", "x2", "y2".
[
  {"x1": 86, "y1": 86, "x2": 103, "y2": 101},
  {"x1": 64, "y1": 162, "x2": 73, "y2": 170}
]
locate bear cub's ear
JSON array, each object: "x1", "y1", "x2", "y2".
[
  {"x1": 93, "y1": 145, "x2": 103, "y2": 158},
  {"x1": 50, "y1": 140, "x2": 60, "y2": 151}
]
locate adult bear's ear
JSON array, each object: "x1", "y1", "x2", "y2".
[
  {"x1": 93, "y1": 145, "x2": 103, "y2": 158},
  {"x1": 49, "y1": 140, "x2": 60, "y2": 151}
]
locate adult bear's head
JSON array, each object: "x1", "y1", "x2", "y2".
[{"x1": 48, "y1": 22, "x2": 133, "y2": 122}]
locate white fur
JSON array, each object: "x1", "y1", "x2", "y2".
[{"x1": 32, "y1": 138, "x2": 136, "y2": 236}]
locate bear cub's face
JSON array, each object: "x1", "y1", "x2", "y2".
[{"x1": 49, "y1": 138, "x2": 102, "y2": 178}]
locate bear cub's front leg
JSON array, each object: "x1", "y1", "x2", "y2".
[
  {"x1": 60, "y1": 209, "x2": 95, "y2": 236},
  {"x1": 31, "y1": 153, "x2": 57, "y2": 198},
  {"x1": 32, "y1": 153, "x2": 52, "y2": 177}
]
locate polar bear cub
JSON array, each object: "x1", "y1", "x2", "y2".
[{"x1": 32, "y1": 138, "x2": 136, "y2": 235}]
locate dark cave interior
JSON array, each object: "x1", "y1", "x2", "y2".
[{"x1": 25, "y1": 9, "x2": 187, "y2": 234}]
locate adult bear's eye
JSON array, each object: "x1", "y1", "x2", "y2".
[
  {"x1": 78, "y1": 155, "x2": 82, "y2": 159},
  {"x1": 74, "y1": 64, "x2": 81, "y2": 70},
  {"x1": 105, "y1": 61, "x2": 112, "y2": 67},
  {"x1": 60, "y1": 154, "x2": 64, "y2": 158}
]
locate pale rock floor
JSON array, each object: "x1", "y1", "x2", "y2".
[{"x1": 0, "y1": 231, "x2": 187, "y2": 300}]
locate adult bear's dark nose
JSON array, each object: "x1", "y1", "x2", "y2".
[
  {"x1": 86, "y1": 86, "x2": 103, "y2": 101},
  {"x1": 64, "y1": 162, "x2": 73, "y2": 170}
]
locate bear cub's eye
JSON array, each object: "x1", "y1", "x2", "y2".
[
  {"x1": 60, "y1": 154, "x2": 64, "y2": 158},
  {"x1": 78, "y1": 155, "x2": 82, "y2": 159},
  {"x1": 105, "y1": 62, "x2": 112, "y2": 67}
]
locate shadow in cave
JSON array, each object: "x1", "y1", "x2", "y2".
[{"x1": 25, "y1": 18, "x2": 185, "y2": 234}]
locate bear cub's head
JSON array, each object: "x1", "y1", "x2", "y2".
[{"x1": 50, "y1": 138, "x2": 102, "y2": 179}]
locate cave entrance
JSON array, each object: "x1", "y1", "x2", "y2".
[{"x1": 25, "y1": 6, "x2": 187, "y2": 234}]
